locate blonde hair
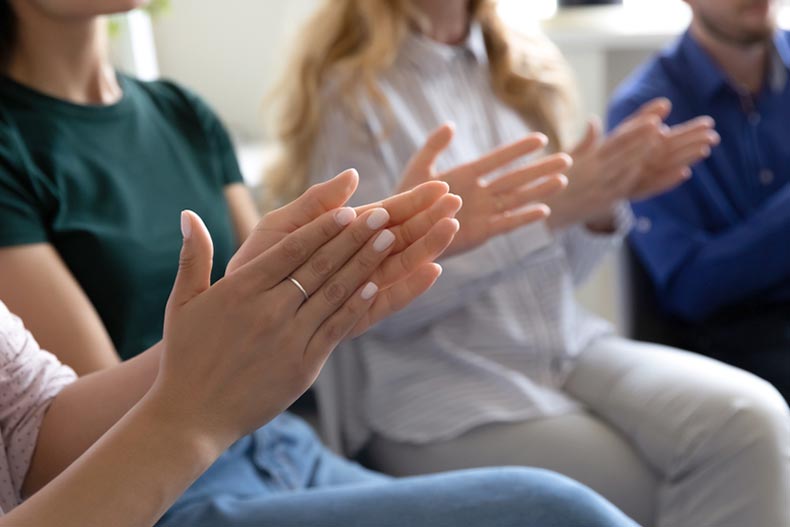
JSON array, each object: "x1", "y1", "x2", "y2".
[{"x1": 266, "y1": 0, "x2": 575, "y2": 207}]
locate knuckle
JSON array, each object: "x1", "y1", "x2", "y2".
[
  {"x1": 349, "y1": 225, "x2": 370, "y2": 245},
  {"x1": 310, "y1": 251, "x2": 334, "y2": 278},
  {"x1": 282, "y1": 236, "x2": 308, "y2": 263},
  {"x1": 355, "y1": 250, "x2": 378, "y2": 273},
  {"x1": 322, "y1": 281, "x2": 348, "y2": 306},
  {"x1": 323, "y1": 321, "x2": 347, "y2": 343},
  {"x1": 320, "y1": 217, "x2": 339, "y2": 238},
  {"x1": 178, "y1": 253, "x2": 197, "y2": 272}
]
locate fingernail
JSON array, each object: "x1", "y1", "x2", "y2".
[
  {"x1": 367, "y1": 208, "x2": 389, "y2": 230},
  {"x1": 373, "y1": 229, "x2": 395, "y2": 252},
  {"x1": 335, "y1": 207, "x2": 356, "y2": 226},
  {"x1": 180, "y1": 211, "x2": 191, "y2": 240},
  {"x1": 361, "y1": 282, "x2": 378, "y2": 300}
]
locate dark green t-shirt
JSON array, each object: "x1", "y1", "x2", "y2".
[{"x1": 0, "y1": 74, "x2": 243, "y2": 360}]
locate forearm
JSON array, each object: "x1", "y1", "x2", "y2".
[
  {"x1": 23, "y1": 342, "x2": 163, "y2": 496},
  {"x1": 4, "y1": 394, "x2": 223, "y2": 527},
  {"x1": 645, "y1": 187, "x2": 790, "y2": 320},
  {"x1": 561, "y1": 203, "x2": 632, "y2": 286}
]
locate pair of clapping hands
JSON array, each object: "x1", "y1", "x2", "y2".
[{"x1": 152, "y1": 97, "x2": 718, "y2": 453}]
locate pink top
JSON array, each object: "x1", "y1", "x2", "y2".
[{"x1": 0, "y1": 301, "x2": 76, "y2": 513}]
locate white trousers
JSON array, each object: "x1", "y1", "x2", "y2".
[{"x1": 366, "y1": 338, "x2": 790, "y2": 527}]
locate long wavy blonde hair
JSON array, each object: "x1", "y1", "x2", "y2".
[{"x1": 266, "y1": 0, "x2": 575, "y2": 207}]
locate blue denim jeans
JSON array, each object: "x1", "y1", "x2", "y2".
[{"x1": 157, "y1": 413, "x2": 638, "y2": 527}]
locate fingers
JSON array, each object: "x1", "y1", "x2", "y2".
[
  {"x1": 282, "y1": 208, "x2": 393, "y2": 310},
  {"x1": 451, "y1": 132, "x2": 548, "y2": 179},
  {"x1": 633, "y1": 167, "x2": 691, "y2": 200},
  {"x1": 570, "y1": 118, "x2": 601, "y2": 156},
  {"x1": 355, "y1": 180, "x2": 450, "y2": 225},
  {"x1": 388, "y1": 193, "x2": 462, "y2": 254},
  {"x1": 168, "y1": 210, "x2": 215, "y2": 308},
  {"x1": 264, "y1": 169, "x2": 359, "y2": 230},
  {"x1": 295, "y1": 214, "x2": 402, "y2": 334},
  {"x1": 398, "y1": 123, "x2": 456, "y2": 191},
  {"x1": 486, "y1": 153, "x2": 572, "y2": 194},
  {"x1": 635, "y1": 97, "x2": 672, "y2": 120},
  {"x1": 371, "y1": 217, "x2": 459, "y2": 288},
  {"x1": 599, "y1": 114, "x2": 662, "y2": 161},
  {"x1": 488, "y1": 204, "x2": 551, "y2": 238},
  {"x1": 349, "y1": 262, "x2": 443, "y2": 338},
  {"x1": 304, "y1": 280, "x2": 380, "y2": 365},
  {"x1": 666, "y1": 115, "x2": 716, "y2": 140},
  {"x1": 234, "y1": 206, "x2": 358, "y2": 293},
  {"x1": 495, "y1": 173, "x2": 568, "y2": 214}
]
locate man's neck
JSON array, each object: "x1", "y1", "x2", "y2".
[
  {"x1": 6, "y1": 8, "x2": 120, "y2": 105},
  {"x1": 689, "y1": 20, "x2": 772, "y2": 94},
  {"x1": 412, "y1": 0, "x2": 470, "y2": 45}
]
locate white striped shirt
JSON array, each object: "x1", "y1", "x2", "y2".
[{"x1": 311, "y1": 24, "x2": 632, "y2": 447}]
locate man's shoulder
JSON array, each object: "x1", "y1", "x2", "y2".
[{"x1": 608, "y1": 38, "x2": 690, "y2": 125}]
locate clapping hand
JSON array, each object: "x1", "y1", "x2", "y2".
[
  {"x1": 396, "y1": 124, "x2": 571, "y2": 257},
  {"x1": 545, "y1": 98, "x2": 718, "y2": 231},
  {"x1": 154, "y1": 171, "x2": 460, "y2": 451}
]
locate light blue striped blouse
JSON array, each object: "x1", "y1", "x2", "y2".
[{"x1": 310, "y1": 24, "x2": 633, "y2": 449}]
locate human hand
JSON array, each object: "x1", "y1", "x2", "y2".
[
  {"x1": 545, "y1": 99, "x2": 669, "y2": 231},
  {"x1": 154, "y1": 203, "x2": 457, "y2": 450},
  {"x1": 631, "y1": 114, "x2": 719, "y2": 201},
  {"x1": 396, "y1": 124, "x2": 570, "y2": 257},
  {"x1": 546, "y1": 98, "x2": 719, "y2": 232},
  {"x1": 227, "y1": 169, "x2": 462, "y2": 336}
]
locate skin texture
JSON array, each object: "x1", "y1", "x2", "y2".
[
  {"x1": 8, "y1": 172, "x2": 460, "y2": 527},
  {"x1": 395, "y1": 125, "x2": 569, "y2": 257},
  {"x1": 546, "y1": 99, "x2": 720, "y2": 231}
]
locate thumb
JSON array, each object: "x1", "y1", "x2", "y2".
[
  {"x1": 572, "y1": 117, "x2": 600, "y2": 155},
  {"x1": 169, "y1": 210, "x2": 214, "y2": 307},
  {"x1": 399, "y1": 123, "x2": 455, "y2": 192}
]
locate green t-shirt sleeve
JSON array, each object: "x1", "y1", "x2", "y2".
[
  {"x1": 0, "y1": 128, "x2": 49, "y2": 247},
  {"x1": 166, "y1": 82, "x2": 245, "y2": 187}
]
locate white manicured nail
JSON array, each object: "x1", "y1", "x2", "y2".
[
  {"x1": 367, "y1": 208, "x2": 389, "y2": 230},
  {"x1": 180, "y1": 211, "x2": 191, "y2": 239},
  {"x1": 373, "y1": 230, "x2": 395, "y2": 252},
  {"x1": 361, "y1": 282, "x2": 378, "y2": 300},
  {"x1": 335, "y1": 207, "x2": 356, "y2": 226}
]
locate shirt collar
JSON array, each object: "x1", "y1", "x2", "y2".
[
  {"x1": 770, "y1": 30, "x2": 790, "y2": 92},
  {"x1": 679, "y1": 29, "x2": 789, "y2": 100},
  {"x1": 400, "y1": 22, "x2": 488, "y2": 72}
]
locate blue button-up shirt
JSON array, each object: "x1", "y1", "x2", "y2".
[{"x1": 608, "y1": 30, "x2": 790, "y2": 322}]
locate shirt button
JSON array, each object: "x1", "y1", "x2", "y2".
[
  {"x1": 749, "y1": 113, "x2": 761, "y2": 125},
  {"x1": 636, "y1": 217, "x2": 652, "y2": 233},
  {"x1": 759, "y1": 169, "x2": 775, "y2": 185}
]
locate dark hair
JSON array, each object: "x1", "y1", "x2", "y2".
[{"x1": 0, "y1": 0, "x2": 16, "y2": 69}]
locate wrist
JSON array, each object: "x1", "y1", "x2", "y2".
[
  {"x1": 136, "y1": 388, "x2": 233, "y2": 466},
  {"x1": 584, "y1": 208, "x2": 617, "y2": 234}
]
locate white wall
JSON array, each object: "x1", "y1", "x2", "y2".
[{"x1": 152, "y1": 0, "x2": 318, "y2": 141}]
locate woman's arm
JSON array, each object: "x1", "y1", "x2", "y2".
[
  {"x1": 0, "y1": 244, "x2": 120, "y2": 374},
  {"x1": 5, "y1": 173, "x2": 458, "y2": 527},
  {"x1": 22, "y1": 343, "x2": 162, "y2": 496},
  {"x1": 4, "y1": 393, "x2": 224, "y2": 527},
  {"x1": 20, "y1": 172, "x2": 458, "y2": 500}
]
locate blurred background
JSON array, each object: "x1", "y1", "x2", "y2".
[{"x1": 109, "y1": 0, "x2": 790, "y2": 331}]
